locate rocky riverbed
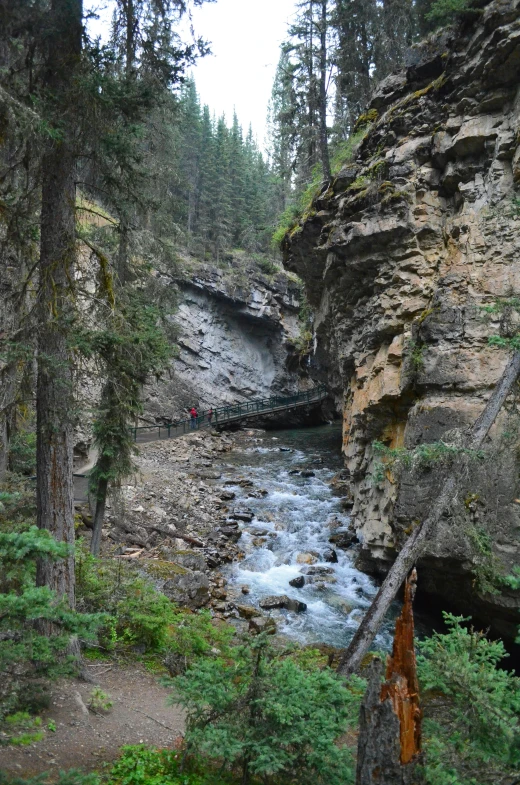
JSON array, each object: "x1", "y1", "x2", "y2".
[{"x1": 77, "y1": 426, "x2": 394, "y2": 649}]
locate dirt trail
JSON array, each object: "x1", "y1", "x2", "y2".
[{"x1": 0, "y1": 662, "x2": 184, "y2": 777}]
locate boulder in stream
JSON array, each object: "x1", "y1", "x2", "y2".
[
  {"x1": 323, "y1": 548, "x2": 338, "y2": 563},
  {"x1": 229, "y1": 509, "x2": 254, "y2": 522},
  {"x1": 259, "y1": 594, "x2": 307, "y2": 613},
  {"x1": 289, "y1": 576, "x2": 305, "y2": 588},
  {"x1": 296, "y1": 552, "x2": 318, "y2": 564}
]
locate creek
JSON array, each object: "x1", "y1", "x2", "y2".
[{"x1": 220, "y1": 424, "x2": 396, "y2": 650}]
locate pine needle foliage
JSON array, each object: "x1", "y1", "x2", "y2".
[
  {"x1": 417, "y1": 613, "x2": 520, "y2": 784},
  {"x1": 0, "y1": 524, "x2": 101, "y2": 723},
  {"x1": 174, "y1": 634, "x2": 365, "y2": 785},
  {"x1": 426, "y1": 0, "x2": 479, "y2": 26}
]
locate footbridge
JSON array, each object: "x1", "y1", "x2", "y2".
[
  {"x1": 73, "y1": 385, "x2": 328, "y2": 502},
  {"x1": 130, "y1": 384, "x2": 329, "y2": 444}
]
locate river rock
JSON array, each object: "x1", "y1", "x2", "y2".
[
  {"x1": 220, "y1": 526, "x2": 242, "y2": 541},
  {"x1": 161, "y1": 549, "x2": 206, "y2": 572},
  {"x1": 301, "y1": 565, "x2": 334, "y2": 576},
  {"x1": 162, "y1": 570, "x2": 210, "y2": 608},
  {"x1": 288, "y1": 469, "x2": 300, "y2": 475},
  {"x1": 241, "y1": 584, "x2": 250, "y2": 594},
  {"x1": 249, "y1": 616, "x2": 277, "y2": 635},
  {"x1": 229, "y1": 509, "x2": 254, "y2": 522},
  {"x1": 236, "y1": 604, "x2": 261, "y2": 619},
  {"x1": 296, "y1": 552, "x2": 318, "y2": 565},
  {"x1": 198, "y1": 470, "x2": 222, "y2": 480},
  {"x1": 259, "y1": 595, "x2": 288, "y2": 610},
  {"x1": 259, "y1": 595, "x2": 307, "y2": 613},
  {"x1": 300, "y1": 470, "x2": 316, "y2": 478},
  {"x1": 289, "y1": 576, "x2": 305, "y2": 588},
  {"x1": 323, "y1": 548, "x2": 338, "y2": 563},
  {"x1": 329, "y1": 531, "x2": 358, "y2": 549},
  {"x1": 220, "y1": 490, "x2": 236, "y2": 501},
  {"x1": 252, "y1": 537, "x2": 267, "y2": 547}
]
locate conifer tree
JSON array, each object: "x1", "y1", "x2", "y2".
[{"x1": 36, "y1": 0, "x2": 83, "y2": 610}]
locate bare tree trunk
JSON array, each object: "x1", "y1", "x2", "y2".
[
  {"x1": 338, "y1": 350, "x2": 520, "y2": 676},
  {"x1": 90, "y1": 475, "x2": 108, "y2": 556},
  {"x1": 318, "y1": 0, "x2": 331, "y2": 181},
  {"x1": 36, "y1": 0, "x2": 82, "y2": 609}
]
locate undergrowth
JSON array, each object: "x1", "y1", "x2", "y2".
[
  {"x1": 371, "y1": 440, "x2": 484, "y2": 484},
  {"x1": 272, "y1": 129, "x2": 366, "y2": 247}
]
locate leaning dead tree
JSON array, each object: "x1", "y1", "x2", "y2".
[
  {"x1": 356, "y1": 571, "x2": 421, "y2": 785},
  {"x1": 339, "y1": 349, "x2": 520, "y2": 676}
]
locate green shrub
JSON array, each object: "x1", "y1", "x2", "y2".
[
  {"x1": 0, "y1": 528, "x2": 102, "y2": 722},
  {"x1": 173, "y1": 635, "x2": 365, "y2": 785},
  {"x1": 426, "y1": 0, "x2": 479, "y2": 26},
  {"x1": 8, "y1": 429, "x2": 37, "y2": 476},
  {"x1": 107, "y1": 745, "x2": 231, "y2": 785},
  {"x1": 163, "y1": 608, "x2": 234, "y2": 675},
  {"x1": 418, "y1": 613, "x2": 520, "y2": 784},
  {"x1": 371, "y1": 439, "x2": 484, "y2": 484},
  {"x1": 76, "y1": 552, "x2": 233, "y2": 660},
  {"x1": 255, "y1": 256, "x2": 279, "y2": 276},
  {"x1": 76, "y1": 552, "x2": 176, "y2": 652}
]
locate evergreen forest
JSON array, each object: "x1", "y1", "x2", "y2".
[{"x1": 1, "y1": 1, "x2": 520, "y2": 784}]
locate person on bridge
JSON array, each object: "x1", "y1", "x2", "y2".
[
  {"x1": 207, "y1": 407, "x2": 213, "y2": 425},
  {"x1": 190, "y1": 407, "x2": 198, "y2": 429}
]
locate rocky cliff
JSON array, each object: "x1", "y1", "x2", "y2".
[
  {"x1": 284, "y1": 0, "x2": 520, "y2": 638},
  {"x1": 144, "y1": 254, "x2": 310, "y2": 422}
]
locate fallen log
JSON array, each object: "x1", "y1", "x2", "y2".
[
  {"x1": 339, "y1": 349, "x2": 520, "y2": 676},
  {"x1": 111, "y1": 517, "x2": 205, "y2": 549}
]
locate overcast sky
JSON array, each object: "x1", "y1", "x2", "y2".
[{"x1": 85, "y1": 0, "x2": 298, "y2": 146}]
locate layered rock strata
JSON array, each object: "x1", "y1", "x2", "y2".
[
  {"x1": 284, "y1": 0, "x2": 520, "y2": 637},
  {"x1": 145, "y1": 256, "x2": 310, "y2": 422}
]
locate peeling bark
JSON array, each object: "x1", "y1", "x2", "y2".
[
  {"x1": 380, "y1": 570, "x2": 421, "y2": 766},
  {"x1": 356, "y1": 572, "x2": 421, "y2": 785}
]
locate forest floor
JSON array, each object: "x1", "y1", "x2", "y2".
[{"x1": 0, "y1": 660, "x2": 184, "y2": 776}]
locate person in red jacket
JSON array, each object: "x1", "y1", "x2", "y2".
[{"x1": 189, "y1": 407, "x2": 198, "y2": 429}]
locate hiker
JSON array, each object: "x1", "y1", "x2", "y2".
[
  {"x1": 190, "y1": 406, "x2": 198, "y2": 429},
  {"x1": 208, "y1": 407, "x2": 213, "y2": 424}
]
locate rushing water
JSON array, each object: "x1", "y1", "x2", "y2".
[{"x1": 220, "y1": 423, "x2": 395, "y2": 651}]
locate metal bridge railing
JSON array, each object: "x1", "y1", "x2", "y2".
[{"x1": 130, "y1": 384, "x2": 328, "y2": 443}]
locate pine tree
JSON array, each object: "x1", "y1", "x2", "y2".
[{"x1": 36, "y1": 0, "x2": 83, "y2": 611}]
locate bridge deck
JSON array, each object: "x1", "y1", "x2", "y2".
[{"x1": 73, "y1": 385, "x2": 328, "y2": 501}]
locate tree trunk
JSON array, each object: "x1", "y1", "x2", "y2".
[
  {"x1": 338, "y1": 349, "x2": 520, "y2": 676},
  {"x1": 36, "y1": 0, "x2": 82, "y2": 609},
  {"x1": 318, "y1": 0, "x2": 331, "y2": 181},
  {"x1": 90, "y1": 475, "x2": 109, "y2": 556},
  {"x1": 356, "y1": 572, "x2": 421, "y2": 784}
]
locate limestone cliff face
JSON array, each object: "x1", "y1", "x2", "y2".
[
  {"x1": 144, "y1": 256, "x2": 307, "y2": 421},
  {"x1": 284, "y1": 0, "x2": 520, "y2": 637}
]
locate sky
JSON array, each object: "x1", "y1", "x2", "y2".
[{"x1": 85, "y1": 0, "x2": 298, "y2": 146}]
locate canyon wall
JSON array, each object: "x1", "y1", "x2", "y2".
[
  {"x1": 284, "y1": 0, "x2": 520, "y2": 637},
  {"x1": 144, "y1": 256, "x2": 311, "y2": 422}
]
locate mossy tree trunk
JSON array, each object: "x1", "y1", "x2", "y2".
[{"x1": 36, "y1": 0, "x2": 82, "y2": 609}]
